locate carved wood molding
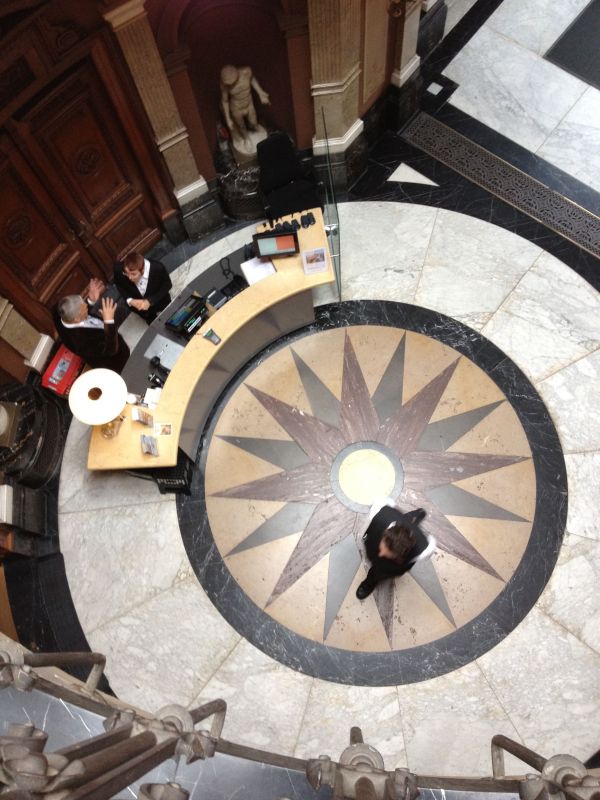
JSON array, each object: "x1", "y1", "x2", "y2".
[
  {"x1": 0, "y1": 0, "x2": 44, "y2": 22},
  {"x1": 387, "y1": 0, "x2": 420, "y2": 19}
]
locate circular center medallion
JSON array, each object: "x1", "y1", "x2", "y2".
[
  {"x1": 331, "y1": 442, "x2": 404, "y2": 512},
  {"x1": 339, "y1": 449, "x2": 395, "y2": 504}
]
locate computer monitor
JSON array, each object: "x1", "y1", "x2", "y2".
[{"x1": 252, "y1": 230, "x2": 299, "y2": 259}]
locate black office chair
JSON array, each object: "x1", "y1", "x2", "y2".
[{"x1": 257, "y1": 132, "x2": 322, "y2": 220}]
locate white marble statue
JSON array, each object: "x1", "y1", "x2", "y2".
[{"x1": 219, "y1": 64, "x2": 270, "y2": 164}]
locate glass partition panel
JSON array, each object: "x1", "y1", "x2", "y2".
[{"x1": 320, "y1": 111, "x2": 341, "y2": 302}]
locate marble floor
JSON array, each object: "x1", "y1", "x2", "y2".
[
  {"x1": 443, "y1": 0, "x2": 479, "y2": 36},
  {"x1": 442, "y1": 0, "x2": 600, "y2": 194},
  {"x1": 51, "y1": 0, "x2": 600, "y2": 778},
  {"x1": 58, "y1": 198, "x2": 600, "y2": 777}
]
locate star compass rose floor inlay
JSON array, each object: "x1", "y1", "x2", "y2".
[{"x1": 177, "y1": 301, "x2": 567, "y2": 686}]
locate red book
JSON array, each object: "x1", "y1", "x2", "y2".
[{"x1": 42, "y1": 345, "x2": 84, "y2": 396}]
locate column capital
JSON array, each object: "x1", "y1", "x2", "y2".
[
  {"x1": 311, "y1": 63, "x2": 360, "y2": 97},
  {"x1": 102, "y1": 0, "x2": 146, "y2": 30}
]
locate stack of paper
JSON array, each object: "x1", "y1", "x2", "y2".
[{"x1": 240, "y1": 256, "x2": 276, "y2": 285}]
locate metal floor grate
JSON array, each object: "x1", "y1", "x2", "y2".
[{"x1": 402, "y1": 112, "x2": 600, "y2": 259}]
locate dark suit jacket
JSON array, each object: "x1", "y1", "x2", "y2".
[
  {"x1": 113, "y1": 259, "x2": 172, "y2": 322},
  {"x1": 56, "y1": 318, "x2": 130, "y2": 374},
  {"x1": 363, "y1": 506, "x2": 429, "y2": 581}
]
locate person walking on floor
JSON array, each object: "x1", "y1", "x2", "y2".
[{"x1": 356, "y1": 498, "x2": 436, "y2": 600}]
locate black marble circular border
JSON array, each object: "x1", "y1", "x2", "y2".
[{"x1": 177, "y1": 300, "x2": 567, "y2": 686}]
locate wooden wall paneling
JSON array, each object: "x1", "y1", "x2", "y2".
[
  {"x1": 0, "y1": 365, "x2": 16, "y2": 386},
  {"x1": 0, "y1": 337, "x2": 30, "y2": 383},
  {"x1": 0, "y1": 135, "x2": 103, "y2": 334},
  {"x1": 14, "y1": 61, "x2": 161, "y2": 265}
]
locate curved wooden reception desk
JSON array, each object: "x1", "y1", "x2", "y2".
[{"x1": 88, "y1": 209, "x2": 335, "y2": 470}]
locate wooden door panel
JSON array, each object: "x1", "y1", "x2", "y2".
[
  {"x1": 0, "y1": 139, "x2": 103, "y2": 334},
  {"x1": 31, "y1": 89, "x2": 134, "y2": 228},
  {"x1": 1, "y1": 163, "x2": 67, "y2": 292},
  {"x1": 96, "y1": 197, "x2": 157, "y2": 258},
  {"x1": 19, "y1": 64, "x2": 161, "y2": 264}
]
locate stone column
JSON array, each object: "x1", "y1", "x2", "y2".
[
  {"x1": 277, "y1": 8, "x2": 314, "y2": 150},
  {"x1": 390, "y1": 0, "x2": 422, "y2": 88},
  {"x1": 103, "y1": 0, "x2": 222, "y2": 238},
  {"x1": 163, "y1": 47, "x2": 225, "y2": 237},
  {"x1": 307, "y1": 0, "x2": 367, "y2": 191},
  {"x1": 0, "y1": 297, "x2": 53, "y2": 377}
]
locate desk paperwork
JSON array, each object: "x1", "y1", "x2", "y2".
[{"x1": 240, "y1": 256, "x2": 276, "y2": 285}]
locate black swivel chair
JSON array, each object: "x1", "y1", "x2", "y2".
[{"x1": 257, "y1": 132, "x2": 322, "y2": 221}]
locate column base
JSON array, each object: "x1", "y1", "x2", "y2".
[
  {"x1": 313, "y1": 133, "x2": 368, "y2": 196},
  {"x1": 312, "y1": 120, "x2": 368, "y2": 194},
  {"x1": 180, "y1": 184, "x2": 225, "y2": 240},
  {"x1": 391, "y1": 54, "x2": 421, "y2": 88},
  {"x1": 24, "y1": 334, "x2": 54, "y2": 373},
  {"x1": 418, "y1": 0, "x2": 447, "y2": 59},
  {"x1": 387, "y1": 72, "x2": 424, "y2": 132}
]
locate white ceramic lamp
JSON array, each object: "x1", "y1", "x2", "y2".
[{"x1": 69, "y1": 369, "x2": 128, "y2": 437}]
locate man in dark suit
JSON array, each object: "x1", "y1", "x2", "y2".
[
  {"x1": 56, "y1": 287, "x2": 130, "y2": 374},
  {"x1": 114, "y1": 251, "x2": 172, "y2": 324},
  {"x1": 356, "y1": 500, "x2": 436, "y2": 599}
]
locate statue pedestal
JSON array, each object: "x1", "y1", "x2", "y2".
[
  {"x1": 231, "y1": 125, "x2": 267, "y2": 166},
  {"x1": 218, "y1": 166, "x2": 264, "y2": 220}
]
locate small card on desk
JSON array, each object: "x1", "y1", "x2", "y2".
[
  {"x1": 132, "y1": 406, "x2": 154, "y2": 426},
  {"x1": 140, "y1": 434, "x2": 159, "y2": 456},
  {"x1": 301, "y1": 247, "x2": 327, "y2": 274}
]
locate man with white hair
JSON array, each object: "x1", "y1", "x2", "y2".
[{"x1": 56, "y1": 279, "x2": 129, "y2": 373}]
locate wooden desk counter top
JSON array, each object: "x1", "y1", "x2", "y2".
[{"x1": 88, "y1": 209, "x2": 335, "y2": 470}]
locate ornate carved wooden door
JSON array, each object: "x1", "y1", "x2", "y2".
[
  {"x1": 15, "y1": 62, "x2": 162, "y2": 269},
  {"x1": 0, "y1": 133, "x2": 105, "y2": 335},
  {"x1": 0, "y1": 60, "x2": 164, "y2": 334}
]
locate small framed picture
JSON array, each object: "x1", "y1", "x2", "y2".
[
  {"x1": 301, "y1": 247, "x2": 327, "y2": 274},
  {"x1": 154, "y1": 422, "x2": 172, "y2": 436}
]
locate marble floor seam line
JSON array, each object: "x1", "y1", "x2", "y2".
[
  {"x1": 393, "y1": 684, "x2": 410, "y2": 766},
  {"x1": 535, "y1": 345, "x2": 600, "y2": 386},
  {"x1": 290, "y1": 676, "x2": 316, "y2": 758},
  {"x1": 533, "y1": 86, "x2": 590, "y2": 158},
  {"x1": 413, "y1": 211, "x2": 439, "y2": 301},
  {"x1": 476, "y1": 255, "x2": 538, "y2": 332},
  {"x1": 189, "y1": 634, "x2": 246, "y2": 702},
  {"x1": 565, "y1": 529, "x2": 600, "y2": 544},
  {"x1": 560, "y1": 446, "x2": 600, "y2": 457},
  {"x1": 85, "y1": 574, "x2": 198, "y2": 638},
  {"x1": 535, "y1": 605, "x2": 600, "y2": 658},
  {"x1": 58, "y1": 494, "x2": 175, "y2": 516},
  {"x1": 474, "y1": 658, "x2": 525, "y2": 747},
  {"x1": 421, "y1": 207, "x2": 440, "y2": 271}
]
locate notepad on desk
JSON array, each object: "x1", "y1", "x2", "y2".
[{"x1": 240, "y1": 256, "x2": 276, "y2": 286}]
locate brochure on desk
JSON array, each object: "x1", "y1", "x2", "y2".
[{"x1": 240, "y1": 256, "x2": 276, "y2": 285}]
